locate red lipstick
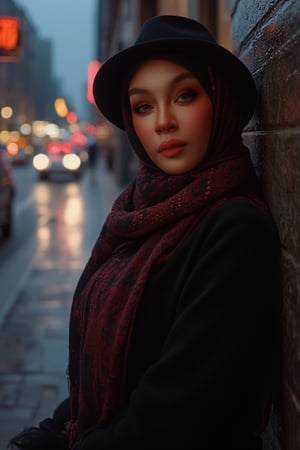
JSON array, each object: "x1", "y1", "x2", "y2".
[{"x1": 158, "y1": 139, "x2": 186, "y2": 157}]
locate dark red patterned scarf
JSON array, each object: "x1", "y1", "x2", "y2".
[{"x1": 65, "y1": 66, "x2": 263, "y2": 447}]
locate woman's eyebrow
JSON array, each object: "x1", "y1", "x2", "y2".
[
  {"x1": 172, "y1": 71, "x2": 196, "y2": 85},
  {"x1": 128, "y1": 86, "x2": 149, "y2": 97},
  {"x1": 128, "y1": 71, "x2": 196, "y2": 97}
]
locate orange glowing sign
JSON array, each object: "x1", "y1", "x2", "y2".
[{"x1": 0, "y1": 16, "x2": 21, "y2": 61}]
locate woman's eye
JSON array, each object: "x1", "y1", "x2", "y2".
[
  {"x1": 176, "y1": 92, "x2": 196, "y2": 103},
  {"x1": 133, "y1": 103, "x2": 152, "y2": 114}
]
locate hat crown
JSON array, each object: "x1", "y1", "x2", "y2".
[
  {"x1": 135, "y1": 15, "x2": 217, "y2": 46},
  {"x1": 93, "y1": 15, "x2": 256, "y2": 129}
]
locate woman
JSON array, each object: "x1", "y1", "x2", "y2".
[{"x1": 9, "y1": 15, "x2": 280, "y2": 450}]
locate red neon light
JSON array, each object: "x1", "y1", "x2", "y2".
[{"x1": 87, "y1": 60, "x2": 101, "y2": 104}]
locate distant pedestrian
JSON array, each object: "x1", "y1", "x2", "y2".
[
  {"x1": 9, "y1": 15, "x2": 280, "y2": 450},
  {"x1": 87, "y1": 140, "x2": 98, "y2": 168}
]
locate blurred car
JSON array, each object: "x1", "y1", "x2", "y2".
[
  {"x1": 32, "y1": 141, "x2": 83, "y2": 181},
  {"x1": 4, "y1": 141, "x2": 33, "y2": 166},
  {"x1": 9, "y1": 146, "x2": 32, "y2": 165},
  {"x1": 0, "y1": 149, "x2": 15, "y2": 238},
  {"x1": 6, "y1": 143, "x2": 26, "y2": 165}
]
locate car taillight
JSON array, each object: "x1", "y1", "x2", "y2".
[
  {"x1": 61, "y1": 142, "x2": 72, "y2": 154},
  {"x1": 47, "y1": 143, "x2": 61, "y2": 154}
]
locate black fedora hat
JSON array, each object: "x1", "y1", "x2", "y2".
[{"x1": 93, "y1": 15, "x2": 257, "y2": 129}]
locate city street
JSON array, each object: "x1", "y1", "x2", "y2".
[{"x1": 0, "y1": 159, "x2": 121, "y2": 447}]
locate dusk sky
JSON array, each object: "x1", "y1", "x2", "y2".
[{"x1": 15, "y1": 0, "x2": 98, "y2": 119}]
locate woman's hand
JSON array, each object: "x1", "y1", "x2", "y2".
[{"x1": 7, "y1": 418, "x2": 67, "y2": 450}]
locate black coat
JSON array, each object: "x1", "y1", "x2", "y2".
[
  {"x1": 9, "y1": 197, "x2": 280, "y2": 450},
  {"x1": 74, "y1": 197, "x2": 280, "y2": 449}
]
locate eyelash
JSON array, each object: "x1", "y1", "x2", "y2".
[
  {"x1": 132, "y1": 90, "x2": 197, "y2": 114},
  {"x1": 177, "y1": 91, "x2": 197, "y2": 102},
  {"x1": 133, "y1": 104, "x2": 151, "y2": 114}
]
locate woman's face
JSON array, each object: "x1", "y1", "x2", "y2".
[{"x1": 128, "y1": 59, "x2": 213, "y2": 175}]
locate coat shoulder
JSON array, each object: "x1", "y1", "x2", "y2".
[{"x1": 197, "y1": 196, "x2": 279, "y2": 241}]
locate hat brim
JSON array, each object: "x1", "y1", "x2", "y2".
[{"x1": 93, "y1": 39, "x2": 257, "y2": 129}]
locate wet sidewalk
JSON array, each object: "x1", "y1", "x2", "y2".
[{"x1": 0, "y1": 162, "x2": 122, "y2": 448}]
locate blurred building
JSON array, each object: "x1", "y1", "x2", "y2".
[
  {"x1": 0, "y1": 0, "x2": 69, "y2": 134},
  {"x1": 94, "y1": 2, "x2": 300, "y2": 450}
]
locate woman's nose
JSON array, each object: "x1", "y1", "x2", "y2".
[{"x1": 155, "y1": 106, "x2": 177, "y2": 134}]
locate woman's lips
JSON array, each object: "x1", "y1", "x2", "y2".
[{"x1": 158, "y1": 140, "x2": 186, "y2": 157}]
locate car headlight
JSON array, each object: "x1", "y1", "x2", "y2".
[
  {"x1": 62, "y1": 153, "x2": 81, "y2": 171},
  {"x1": 33, "y1": 153, "x2": 50, "y2": 171}
]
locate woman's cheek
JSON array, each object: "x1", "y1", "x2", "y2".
[{"x1": 133, "y1": 117, "x2": 150, "y2": 145}]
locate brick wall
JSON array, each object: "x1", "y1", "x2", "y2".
[{"x1": 230, "y1": 1, "x2": 300, "y2": 449}]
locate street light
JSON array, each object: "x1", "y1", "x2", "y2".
[
  {"x1": 54, "y1": 98, "x2": 68, "y2": 118},
  {"x1": 1, "y1": 105, "x2": 13, "y2": 119}
]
